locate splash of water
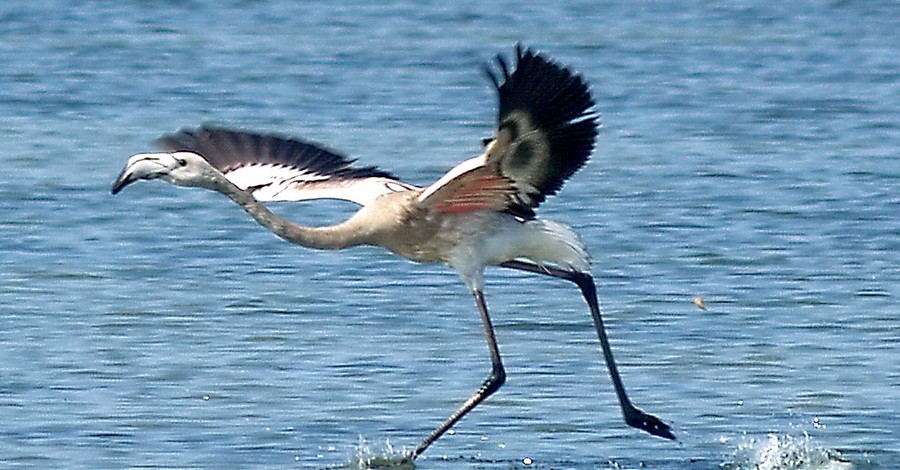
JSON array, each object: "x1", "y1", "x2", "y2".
[
  {"x1": 721, "y1": 432, "x2": 853, "y2": 470},
  {"x1": 344, "y1": 436, "x2": 414, "y2": 470}
]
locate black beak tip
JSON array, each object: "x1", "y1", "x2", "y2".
[{"x1": 111, "y1": 176, "x2": 132, "y2": 195}]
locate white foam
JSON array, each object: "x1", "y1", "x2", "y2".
[{"x1": 722, "y1": 432, "x2": 853, "y2": 470}]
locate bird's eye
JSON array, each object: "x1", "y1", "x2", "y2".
[{"x1": 174, "y1": 157, "x2": 187, "y2": 166}]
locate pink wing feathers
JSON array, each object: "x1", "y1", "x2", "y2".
[{"x1": 418, "y1": 45, "x2": 598, "y2": 218}]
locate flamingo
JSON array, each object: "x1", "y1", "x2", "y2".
[{"x1": 111, "y1": 45, "x2": 674, "y2": 459}]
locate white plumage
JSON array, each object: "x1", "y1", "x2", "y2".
[{"x1": 112, "y1": 45, "x2": 673, "y2": 461}]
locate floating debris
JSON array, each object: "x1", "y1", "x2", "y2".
[{"x1": 693, "y1": 296, "x2": 708, "y2": 310}]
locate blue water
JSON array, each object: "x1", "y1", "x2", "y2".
[{"x1": 1, "y1": 1, "x2": 897, "y2": 469}]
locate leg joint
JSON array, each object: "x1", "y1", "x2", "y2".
[
  {"x1": 482, "y1": 364, "x2": 506, "y2": 395},
  {"x1": 569, "y1": 271, "x2": 596, "y2": 297}
]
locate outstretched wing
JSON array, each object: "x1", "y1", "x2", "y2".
[
  {"x1": 419, "y1": 45, "x2": 598, "y2": 218},
  {"x1": 158, "y1": 126, "x2": 416, "y2": 206}
]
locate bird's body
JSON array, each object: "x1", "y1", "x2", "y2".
[
  {"x1": 112, "y1": 45, "x2": 673, "y2": 460},
  {"x1": 328, "y1": 189, "x2": 589, "y2": 290}
]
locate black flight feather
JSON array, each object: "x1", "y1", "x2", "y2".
[
  {"x1": 157, "y1": 126, "x2": 398, "y2": 182},
  {"x1": 485, "y1": 46, "x2": 598, "y2": 216}
]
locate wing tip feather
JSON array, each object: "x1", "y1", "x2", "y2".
[
  {"x1": 483, "y1": 45, "x2": 600, "y2": 213},
  {"x1": 155, "y1": 124, "x2": 400, "y2": 182}
]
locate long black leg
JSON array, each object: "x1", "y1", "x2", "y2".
[
  {"x1": 408, "y1": 289, "x2": 507, "y2": 460},
  {"x1": 500, "y1": 260, "x2": 675, "y2": 440}
]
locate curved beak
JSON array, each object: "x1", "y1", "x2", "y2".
[
  {"x1": 110, "y1": 153, "x2": 171, "y2": 195},
  {"x1": 111, "y1": 166, "x2": 137, "y2": 195}
]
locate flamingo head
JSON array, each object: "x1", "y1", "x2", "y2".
[{"x1": 111, "y1": 151, "x2": 219, "y2": 194}]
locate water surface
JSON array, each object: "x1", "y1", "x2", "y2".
[{"x1": 1, "y1": 1, "x2": 898, "y2": 469}]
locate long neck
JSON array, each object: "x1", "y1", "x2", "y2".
[{"x1": 210, "y1": 176, "x2": 371, "y2": 251}]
